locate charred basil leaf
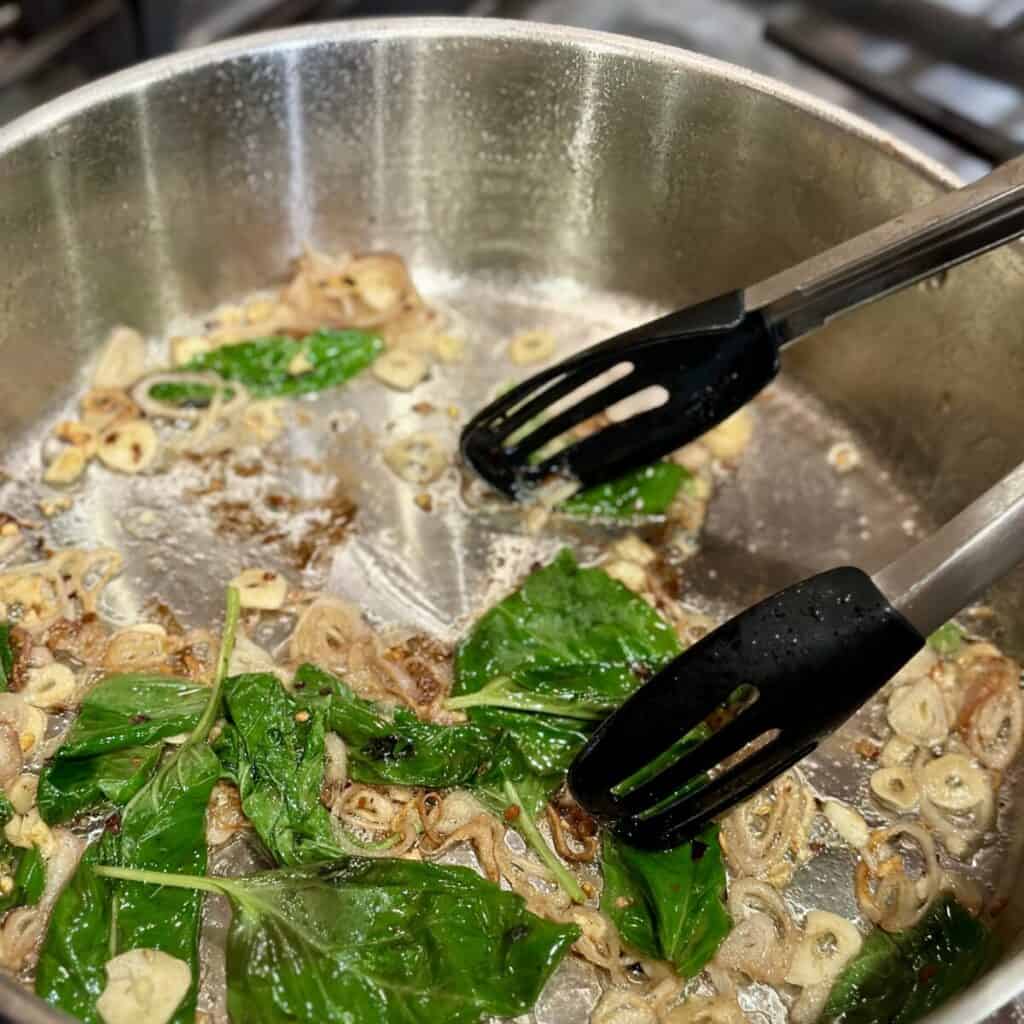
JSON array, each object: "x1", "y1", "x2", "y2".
[{"x1": 294, "y1": 664, "x2": 492, "y2": 787}]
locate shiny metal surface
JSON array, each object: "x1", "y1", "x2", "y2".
[
  {"x1": 752, "y1": 152, "x2": 1024, "y2": 343},
  {"x1": 1, "y1": 17, "x2": 1024, "y2": 1024},
  {"x1": 876, "y1": 460, "x2": 1024, "y2": 637}
]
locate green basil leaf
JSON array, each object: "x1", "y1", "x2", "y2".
[
  {"x1": 469, "y1": 706, "x2": 591, "y2": 778},
  {"x1": 94, "y1": 857, "x2": 579, "y2": 1024},
  {"x1": 927, "y1": 622, "x2": 963, "y2": 656},
  {"x1": 54, "y1": 674, "x2": 208, "y2": 760},
  {"x1": 105, "y1": 743, "x2": 221, "y2": 1004},
  {"x1": 561, "y1": 462, "x2": 690, "y2": 518},
  {"x1": 600, "y1": 825, "x2": 731, "y2": 978},
  {"x1": 0, "y1": 623, "x2": 14, "y2": 691},
  {"x1": 0, "y1": 841, "x2": 45, "y2": 915},
  {"x1": 453, "y1": 549, "x2": 679, "y2": 703},
  {"x1": 294, "y1": 664, "x2": 494, "y2": 787},
  {"x1": 15, "y1": 846, "x2": 46, "y2": 906},
  {"x1": 40, "y1": 745, "x2": 222, "y2": 1023},
  {"x1": 147, "y1": 380, "x2": 234, "y2": 408},
  {"x1": 821, "y1": 896, "x2": 1000, "y2": 1024},
  {"x1": 173, "y1": 328, "x2": 381, "y2": 399},
  {"x1": 37, "y1": 744, "x2": 162, "y2": 825},
  {"x1": 35, "y1": 846, "x2": 111, "y2": 1023},
  {"x1": 37, "y1": 590, "x2": 240, "y2": 1024},
  {"x1": 219, "y1": 673, "x2": 342, "y2": 866}
]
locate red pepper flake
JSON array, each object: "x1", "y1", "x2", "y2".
[
  {"x1": 503, "y1": 804, "x2": 521, "y2": 823},
  {"x1": 919, "y1": 964, "x2": 939, "y2": 985}
]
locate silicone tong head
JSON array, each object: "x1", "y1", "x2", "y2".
[
  {"x1": 460, "y1": 292, "x2": 780, "y2": 499},
  {"x1": 568, "y1": 567, "x2": 923, "y2": 850}
]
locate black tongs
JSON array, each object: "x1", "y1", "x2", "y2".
[
  {"x1": 461, "y1": 154, "x2": 1024, "y2": 499},
  {"x1": 567, "y1": 461, "x2": 1024, "y2": 849}
]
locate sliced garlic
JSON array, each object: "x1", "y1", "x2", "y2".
[
  {"x1": 703, "y1": 407, "x2": 754, "y2": 462},
  {"x1": 244, "y1": 298, "x2": 277, "y2": 324},
  {"x1": 288, "y1": 349, "x2": 314, "y2": 376},
  {"x1": 6, "y1": 773, "x2": 38, "y2": 815},
  {"x1": 228, "y1": 633, "x2": 285, "y2": 682},
  {"x1": 664, "y1": 996, "x2": 746, "y2": 1024},
  {"x1": 170, "y1": 335, "x2": 210, "y2": 366},
  {"x1": 215, "y1": 304, "x2": 245, "y2": 327},
  {"x1": 611, "y1": 534, "x2": 657, "y2": 566},
  {"x1": 383, "y1": 433, "x2": 447, "y2": 485},
  {"x1": 591, "y1": 989, "x2": 658, "y2": 1024},
  {"x1": 243, "y1": 400, "x2": 285, "y2": 443},
  {"x1": 827, "y1": 440, "x2": 862, "y2": 474},
  {"x1": 103, "y1": 625, "x2": 168, "y2": 673},
  {"x1": 603, "y1": 559, "x2": 647, "y2": 593},
  {"x1": 323, "y1": 733, "x2": 347, "y2": 801},
  {"x1": 4, "y1": 808, "x2": 54, "y2": 857},
  {"x1": 879, "y1": 735, "x2": 918, "y2": 768},
  {"x1": 97, "y1": 420, "x2": 158, "y2": 474},
  {"x1": 0, "y1": 727, "x2": 22, "y2": 789},
  {"x1": 0, "y1": 694, "x2": 47, "y2": 756},
  {"x1": 54, "y1": 420, "x2": 98, "y2": 452},
  {"x1": 351, "y1": 259, "x2": 404, "y2": 313},
  {"x1": 434, "y1": 334, "x2": 465, "y2": 364},
  {"x1": 231, "y1": 569, "x2": 288, "y2": 611},
  {"x1": 921, "y1": 754, "x2": 991, "y2": 813},
  {"x1": 508, "y1": 329, "x2": 555, "y2": 365},
  {"x1": 870, "y1": 767, "x2": 920, "y2": 812},
  {"x1": 93, "y1": 327, "x2": 146, "y2": 390},
  {"x1": 887, "y1": 677, "x2": 949, "y2": 746},
  {"x1": 823, "y1": 799, "x2": 869, "y2": 849},
  {"x1": 43, "y1": 446, "x2": 87, "y2": 486},
  {"x1": 372, "y1": 350, "x2": 429, "y2": 391},
  {"x1": 22, "y1": 663, "x2": 76, "y2": 710},
  {"x1": 786, "y1": 911, "x2": 863, "y2": 987},
  {"x1": 97, "y1": 948, "x2": 191, "y2": 1024},
  {"x1": 890, "y1": 645, "x2": 939, "y2": 687},
  {"x1": 80, "y1": 389, "x2": 140, "y2": 430}
]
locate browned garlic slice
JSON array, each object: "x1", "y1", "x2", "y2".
[
  {"x1": 97, "y1": 420, "x2": 159, "y2": 474},
  {"x1": 230, "y1": 569, "x2": 288, "y2": 611}
]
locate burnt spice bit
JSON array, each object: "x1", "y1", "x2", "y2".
[
  {"x1": 362, "y1": 735, "x2": 415, "y2": 762},
  {"x1": 691, "y1": 839, "x2": 708, "y2": 861},
  {"x1": 130, "y1": 713, "x2": 151, "y2": 725}
]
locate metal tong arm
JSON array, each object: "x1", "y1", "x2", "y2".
[
  {"x1": 745, "y1": 153, "x2": 1024, "y2": 345},
  {"x1": 872, "y1": 460, "x2": 1024, "y2": 638}
]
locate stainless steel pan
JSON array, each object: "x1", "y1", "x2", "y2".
[{"x1": 1, "y1": 17, "x2": 1023, "y2": 1024}]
